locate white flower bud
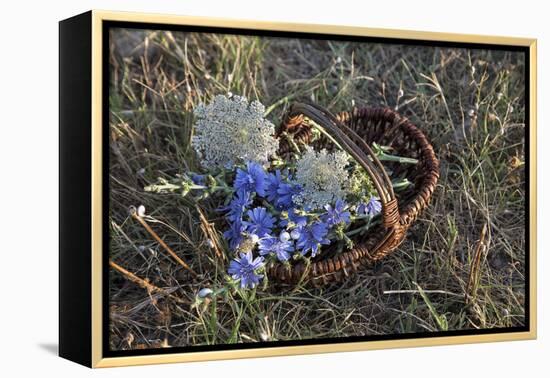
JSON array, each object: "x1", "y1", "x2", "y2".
[
  {"x1": 198, "y1": 288, "x2": 213, "y2": 298},
  {"x1": 137, "y1": 205, "x2": 146, "y2": 217},
  {"x1": 290, "y1": 229, "x2": 301, "y2": 240},
  {"x1": 279, "y1": 231, "x2": 291, "y2": 242}
]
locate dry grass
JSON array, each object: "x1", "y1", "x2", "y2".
[{"x1": 107, "y1": 27, "x2": 526, "y2": 350}]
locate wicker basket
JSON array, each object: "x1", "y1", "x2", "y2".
[{"x1": 267, "y1": 102, "x2": 440, "y2": 286}]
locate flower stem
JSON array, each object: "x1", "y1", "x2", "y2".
[
  {"x1": 392, "y1": 178, "x2": 412, "y2": 190},
  {"x1": 345, "y1": 217, "x2": 380, "y2": 237},
  {"x1": 377, "y1": 153, "x2": 419, "y2": 164},
  {"x1": 281, "y1": 131, "x2": 302, "y2": 154},
  {"x1": 372, "y1": 142, "x2": 419, "y2": 164},
  {"x1": 309, "y1": 121, "x2": 346, "y2": 152}
]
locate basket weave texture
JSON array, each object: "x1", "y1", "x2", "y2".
[{"x1": 267, "y1": 103, "x2": 440, "y2": 286}]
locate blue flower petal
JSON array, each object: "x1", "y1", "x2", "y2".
[
  {"x1": 227, "y1": 251, "x2": 265, "y2": 289},
  {"x1": 323, "y1": 199, "x2": 351, "y2": 226},
  {"x1": 243, "y1": 207, "x2": 275, "y2": 238},
  {"x1": 296, "y1": 221, "x2": 330, "y2": 257},
  {"x1": 258, "y1": 236, "x2": 294, "y2": 262},
  {"x1": 358, "y1": 196, "x2": 382, "y2": 217},
  {"x1": 234, "y1": 161, "x2": 268, "y2": 196}
]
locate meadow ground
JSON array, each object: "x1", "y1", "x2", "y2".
[{"x1": 107, "y1": 27, "x2": 526, "y2": 350}]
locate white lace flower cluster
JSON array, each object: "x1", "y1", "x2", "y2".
[
  {"x1": 293, "y1": 146, "x2": 350, "y2": 210},
  {"x1": 192, "y1": 94, "x2": 279, "y2": 169}
]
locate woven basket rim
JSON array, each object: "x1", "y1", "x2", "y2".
[{"x1": 267, "y1": 104, "x2": 440, "y2": 286}]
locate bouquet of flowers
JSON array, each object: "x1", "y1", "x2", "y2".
[{"x1": 146, "y1": 94, "x2": 417, "y2": 289}]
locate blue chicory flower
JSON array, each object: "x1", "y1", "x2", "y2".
[
  {"x1": 243, "y1": 207, "x2": 275, "y2": 237},
  {"x1": 223, "y1": 219, "x2": 246, "y2": 250},
  {"x1": 224, "y1": 190, "x2": 252, "y2": 222},
  {"x1": 265, "y1": 170, "x2": 301, "y2": 210},
  {"x1": 234, "y1": 161, "x2": 268, "y2": 196},
  {"x1": 296, "y1": 221, "x2": 330, "y2": 257},
  {"x1": 258, "y1": 236, "x2": 294, "y2": 262},
  {"x1": 357, "y1": 196, "x2": 382, "y2": 217},
  {"x1": 227, "y1": 251, "x2": 265, "y2": 289},
  {"x1": 266, "y1": 170, "x2": 284, "y2": 203},
  {"x1": 323, "y1": 199, "x2": 351, "y2": 226},
  {"x1": 276, "y1": 182, "x2": 302, "y2": 209}
]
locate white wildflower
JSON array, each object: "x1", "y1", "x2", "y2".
[
  {"x1": 192, "y1": 94, "x2": 279, "y2": 169},
  {"x1": 294, "y1": 146, "x2": 350, "y2": 210}
]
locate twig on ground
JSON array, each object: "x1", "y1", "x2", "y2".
[
  {"x1": 196, "y1": 206, "x2": 226, "y2": 262},
  {"x1": 383, "y1": 289, "x2": 462, "y2": 297},
  {"x1": 109, "y1": 260, "x2": 188, "y2": 304},
  {"x1": 465, "y1": 222, "x2": 489, "y2": 304},
  {"x1": 130, "y1": 209, "x2": 198, "y2": 278}
]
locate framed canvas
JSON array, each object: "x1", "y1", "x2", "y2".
[{"x1": 59, "y1": 10, "x2": 537, "y2": 368}]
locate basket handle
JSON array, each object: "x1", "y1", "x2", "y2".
[{"x1": 286, "y1": 102, "x2": 400, "y2": 229}]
